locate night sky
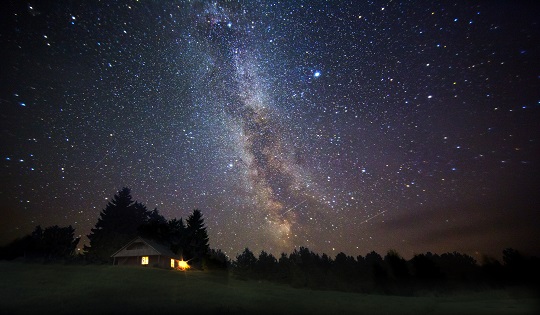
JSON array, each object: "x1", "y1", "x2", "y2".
[{"x1": 1, "y1": 0, "x2": 539, "y2": 260}]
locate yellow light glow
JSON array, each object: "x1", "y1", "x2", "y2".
[
  {"x1": 178, "y1": 260, "x2": 190, "y2": 270},
  {"x1": 170, "y1": 259, "x2": 175, "y2": 268},
  {"x1": 141, "y1": 256, "x2": 149, "y2": 265}
]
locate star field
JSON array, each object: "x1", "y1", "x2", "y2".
[{"x1": 1, "y1": 0, "x2": 539, "y2": 259}]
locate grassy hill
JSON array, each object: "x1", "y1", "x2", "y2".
[{"x1": 0, "y1": 262, "x2": 537, "y2": 314}]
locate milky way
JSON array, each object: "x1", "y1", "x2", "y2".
[
  {"x1": 186, "y1": 1, "x2": 329, "y2": 252},
  {"x1": 1, "y1": 0, "x2": 539, "y2": 259}
]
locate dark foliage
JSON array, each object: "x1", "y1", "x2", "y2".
[
  {"x1": 84, "y1": 187, "x2": 153, "y2": 263},
  {"x1": 385, "y1": 250, "x2": 410, "y2": 282},
  {"x1": 205, "y1": 248, "x2": 230, "y2": 270},
  {"x1": 234, "y1": 248, "x2": 257, "y2": 278},
  {"x1": 0, "y1": 225, "x2": 79, "y2": 261},
  {"x1": 137, "y1": 208, "x2": 169, "y2": 243},
  {"x1": 411, "y1": 252, "x2": 445, "y2": 286},
  {"x1": 436, "y1": 251, "x2": 479, "y2": 284},
  {"x1": 167, "y1": 218, "x2": 187, "y2": 255},
  {"x1": 230, "y1": 247, "x2": 540, "y2": 296},
  {"x1": 137, "y1": 208, "x2": 211, "y2": 269},
  {"x1": 185, "y1": 209, "x2": 210, "y2": 267},
  {"x1": 83, "y1": 187, "x2": 211, "y2": 268},
  {"x1": 0, "y1": 237, "x2": 28, "y2": 260},
  {"x1": 255, "y1": 250, "x2": 279, "y2": 279},
  {"x1": 5, "y1": 186, "x2": 538, "y2": 297}
]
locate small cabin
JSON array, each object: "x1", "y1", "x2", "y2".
[{"x1": 111, "y1": 236, "x2": 188, "y2": 270}]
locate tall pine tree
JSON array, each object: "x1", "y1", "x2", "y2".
[
  {"x1": 168, "y1": 218, "x2": 187, "y2": 256},
  {"x1": 84, "y1": 187, "x2": 150, "y2": 262},
  {"x1": 186, "y1": 209, "x2": 209, "y2": 266},
  {"x1": 137, "y1": 208, "x2": 168, "y2": 243}
]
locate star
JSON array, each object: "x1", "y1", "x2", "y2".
[{"x1": 0, "y1": 0, "x2": 538, "y2": 261}]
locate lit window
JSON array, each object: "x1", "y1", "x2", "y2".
[
  {"x1": 170, "y1": 259, "x2": 175, "y2": 268},
  {"x1": 141, "y1": 256, "x2": 149, "y2": 265}
]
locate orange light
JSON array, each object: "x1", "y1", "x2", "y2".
[{"x1": 178, "y1": 260, "x2": 190, "y2": 270}]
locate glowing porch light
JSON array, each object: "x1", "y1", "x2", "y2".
[
  {"x1": 141, "y1": 256, "x2": 149, "y2": 265},
  {"x1": 178, "y1": 260, "x2": 190, "y2": 270}
]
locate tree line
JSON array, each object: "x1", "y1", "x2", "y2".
[
  {"x1": 231, "y1": 247, "x2": 540, "y2": 295},
  {"x1": 0, "y1": 225, "x2": 79, "y2": 261},
  {"x1": 1, "y1": 187, "x2": 538, "y2": 295}
]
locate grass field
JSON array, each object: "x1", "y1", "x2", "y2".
[{"x1": 0, "y1": 262, "x2": 537, "y2": 314}]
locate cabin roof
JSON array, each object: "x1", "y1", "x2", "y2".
[{"x1": 111, "y1": 236, "x2": 178, "y2": 258}]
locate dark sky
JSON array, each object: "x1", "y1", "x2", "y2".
[{"x1": 1, "y1": 0, "x2": 539, "y2": 260}]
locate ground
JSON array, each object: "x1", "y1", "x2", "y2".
[{"x1": 0, "y1": 262, "x2": 537, "y2": 314}]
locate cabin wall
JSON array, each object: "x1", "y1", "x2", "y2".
[
  {"x1": 114, "y1": 256, "x2": 140, "y2": 266},
  {"x1": 114, "y1": 255, "x2": 173, "y2": 269}
]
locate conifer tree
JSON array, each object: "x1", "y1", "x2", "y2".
[
  {"x1": 138, "y1": 208, "x2": 168, "y2": 242},
  {"x1": 168, "y1": 218, "x2": 187, "y2": 255},
  {"x1": 24, "y1": 225, "x2": 80, "y2": 260},
  {"x1": 84, "y1": 187, "x2": 150, "y2": 262},
  {"x1": 185, "y1": 209, "x2": 209, "y2": 264},
  {"x1": 234, "y1": 248, "x2": 257, "y2": 276},
  {"x1": 41, "y1": 225, "x2": 80, "y2": 260}
]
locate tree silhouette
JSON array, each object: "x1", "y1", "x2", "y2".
[
  {"x1": 138, "y1": 208, "x2": 169, "y2": 242},
  {"x1": 411, "y1": 253, "x2": 444, "y2": 287},
  {"x1": 185, "y1": 209, "x2": 210, "y2": 266},
  {"x1": 437, "y1": 252, "x2": 478, "y2": 283},
  {"x1": 503, "y1": 248, "x2": 523, "y2": 268},
  {"x1": 234, "y1": 247, "x2": 257, "y2": 277},
  {"x1": 277, "y1": 253, "x2": 291, "y2": 282},
  {"x1": 84, "y1": 187, "x2": 151, "y2": 262},
  {"x1": 385, "y1": 250, "x2": 410, "y2": 281},
  {"x1": 287, "y1": 247, "x2": 329, "y2": 288},
  {"x1": 365, "y1": 251, "x2": 387, "y2": 283},
  {"x1": 333, "y1": 252, "x2": 357, "y2": 279},
  {"x1": 206, "y1": 248, "x2": 230, "y2": 270},
  {"x1": 228, "y1": 245, "x2": 540, "y2": 295},
  {"x1": 502, "y1": 248, "x2": 527, "y2": 284},
  {"x1": 40, "y1": 225, "x2": 80, "y2": 260},
  {"x1": 0, "y1": 225, "x2": 79, "y2": 261},
  {"x1": 256, "y1": 251, "x2": 278, "y2": 279},
  {"x1": 168, "y1": 218, "x2": 187, "y2": 255}
]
